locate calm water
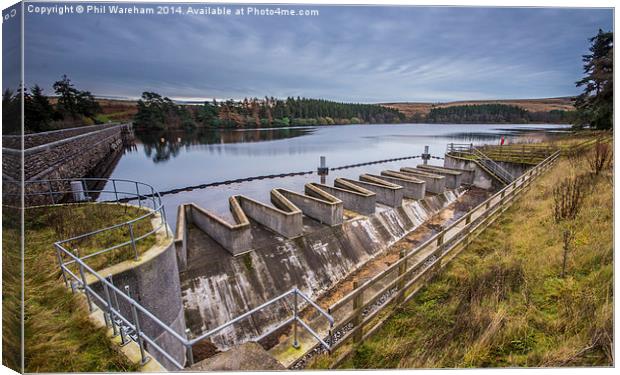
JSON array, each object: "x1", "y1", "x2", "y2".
[{"x1": 104, "y1": 123, "x2": 569, "y2": 228}]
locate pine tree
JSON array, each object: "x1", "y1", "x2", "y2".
[{"x1": 575, "y1": 29, "x2": 613, "y2": 130}]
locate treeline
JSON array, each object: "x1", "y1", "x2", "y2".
[
  {"x1": 421, "y1": 104, "x2": 574, "y2": 124},
  {"x1": 3, "y1": 75, "x2": 102, "y2": 134},
  {"x1": 133, "y1": 92, "x2": 405, "y2": 130}
]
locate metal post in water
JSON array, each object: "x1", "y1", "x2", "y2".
[
  {"x1": 422, "y1": 145, "x2": 430, "y2": 165},
  {"x1": 317, "y1": 156, "x2": 329, "y2": 185},
  {"x1": 293, "y1": 290, "x2": 300, "y2": 349}
]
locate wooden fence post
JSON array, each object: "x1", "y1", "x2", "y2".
[
  {"x1": 397, "y1": 250, "x2": 407, "y2": 303},
  {"x1": 352, "y1": 281, "x2": 363, "y2": 343}
]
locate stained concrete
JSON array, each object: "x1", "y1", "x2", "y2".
[
  {"x1": 189, "y1": 342, "x2": 285, "y2": 371},
  {"x1": 310, "y1": 182, "x2": 376, "y2": 215},
  {"x1": 398, "y1": 168, "x2": 446, "y2": 194},
  {"x1": 366, "y1": 173, "x2": 426, "y2": 200},
  {"x1": 187, "y1": 201, "x2": 253, "y2": 256},
  {"x1": 343, "y1": 176, "x2": 403, "y2": 207},
  {"x1": 180, "y1": 189, "x2": 463, "y2": 351},
  {"x1": 276, "y1": 187, "x2": 343, "y2": 226},
  {"x1": 443, "y1": 154, "x2": 532, "y2": 189},
  {"x1": 88, "y1": 217, "x2": 187, "y2": 370},
  {"x1": 425, "y1": 165, "x2": 475, "y2": 185},
  {"x1": 236, "y1": 192, "x2": 303, "y2": 239},
  {"x1": 415, "y1": 165, "x2": 463, "y2": 189}
]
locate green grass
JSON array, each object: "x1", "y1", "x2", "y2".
[
  {"x1": 28, "y1": 203, "x2": 157, "y2": 271},
  {"x1": 311, "y1": 147, "x2": 613, "y2": 369},
  {"x1": 16, "y1": 203, "x2": 158, "y2": 372}
]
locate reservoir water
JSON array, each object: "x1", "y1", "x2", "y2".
[{"x1": 104, "y1": 123, "x2": 569, "y2": 228}]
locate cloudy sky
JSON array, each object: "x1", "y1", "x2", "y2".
[{"x1": 19, "y1": 4, "x2": 613, "y2": 103}]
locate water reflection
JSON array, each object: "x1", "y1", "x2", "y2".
[
  {"x1": 135, "y1": 127, "x2": 315, "y2": 163},
  {"x1": 109, "y1": 123, "x2": 570, "y2": 194}
]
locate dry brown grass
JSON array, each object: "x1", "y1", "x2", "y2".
[
  {"x1": 382, "y1": 97, "x2": 575, "y2": 118},
  {"x1": 324, "y1": 152, "x2": 612, "y2": 369}
]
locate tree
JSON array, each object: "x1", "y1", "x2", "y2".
[
  {"x1": 25, "y1": 85, "x2": 55, "y2": 132},
  {"x1": 53, "y1": 74, "x2": 79, "y2": 116},
  {"x1": 575, "y1": 29, "x2": 613, "y2": 130},
  {"x1": 52, "y1": 74, "x2": 101, "y2": 122},
  {"x1": 134, "y1": 91, "x2": 196, "y2": 130}
]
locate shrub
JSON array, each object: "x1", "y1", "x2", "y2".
[
  {"x1": 587, "y1": 140, "x2": 612, "y2": 175},
  {"x1": 552, "y1": 176, "x2": 588, "y2": 223}
]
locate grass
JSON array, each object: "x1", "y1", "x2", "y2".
[
  {"x1": 7, "y1": 202, "x2": 159, "y2": 372},
  {"x1": 29, "y1": 203, "x2": 157, "y2": 271},
  {"x1": 311, "y1": 143, "x2": 613, "y2": 369}
]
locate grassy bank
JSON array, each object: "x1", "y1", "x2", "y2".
[
  {"x1": 326, "y1": 146, "x2": 613, "y2": 368},
  {"x1": 21, "y1": 203, "x2": 157, "y2": 372}
]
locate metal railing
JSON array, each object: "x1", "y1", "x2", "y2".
[
  {"x1": 21, "y1": 178, "x2": 169, "y2": 263},
  {"x1": 446, "y1": 143, "x2": 515, "y2": 184},
  {"x1": 184, "y1": 288, "x2": 334, "y2": 366},
  {"x1": 59, "y1": 247, "x2": 334, "y2": 369},
  {"x1": 17, "y1": 177, "x2": 334, "y2": 369}
]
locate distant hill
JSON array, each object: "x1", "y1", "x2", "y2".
[
  {"x1": 381, "y1": 97, "x2": 575, "y2": 118},
  {"x1": 78, "y1": 96, "x2": 577, "y2": 125}
]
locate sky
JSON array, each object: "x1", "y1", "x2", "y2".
[{"x1": 13, "y1": 3, "x2": 614, "y2": 103}]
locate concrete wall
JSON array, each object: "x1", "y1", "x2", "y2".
[
  {"x1": 20, "y1": 124, "x2": 131, "y2": 181},
  {"x1": 89, "y1": 235, "x2": 187, "y2": 370},
  {"x1": 369, "y1": 173, "x2": 426, "y2": 200},
  {"x1": 181, "y1": 189, "x2": 466, "y2": 349},
  {"x1": 188, "y1": 201, "x2": 253, "y2": 256},
  {"x1": 310, "y1": 182, "x2": 376, "y2": 215},
  {"x1": 236, "y1": 193, "x2": 303, "y2": 239},
  {"x1": 276, "y1": 188, "x2": 343, "y2": 226},
  {"x1": 352, "y1": 176, "x2": 404, "y2": 207},
  {"x1": 443, "y1": 155, "x2": 496, "y2": 190},
  {"x1": 431, "y1": 165, "x2": 475, "y2": 185},
  {"x1": 398, "y1": 168, "x2": 446, "y2": 194},
  {"x1": 443, "y1": 155, "x2": 532, "y2": 190},
  {"x1": 415, "y1": 165, "x2": 463, "y2": 189},
  {"x1": 174, "y1": 205, "x2": 189, "y2": 271},
  {"x1": 2, "y1": 123, "x2": 133, "y2": 205},
  {"x1": 2, "y1": 123, "x2": 126, "y2": 149}
]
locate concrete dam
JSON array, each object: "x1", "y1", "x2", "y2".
[
  {"x1": 174, "y1": 161, "x2": 481, "y2": 354},
  {"x1": 40, "y1": 136, "x2": 558, "y2": 370}
]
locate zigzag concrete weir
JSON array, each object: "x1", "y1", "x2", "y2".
[{"x1": 173, "y1": 162, "x2": 481, "y2": 356}]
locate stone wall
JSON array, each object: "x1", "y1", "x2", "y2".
[
  {"x1": 3, "y1": 123, "x2": 125, "y2": 149},
  {"x1": 2, "y1": 123, "x2": 132, "y2": 205}
]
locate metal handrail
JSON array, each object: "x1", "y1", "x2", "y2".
[
  {"x1": 15, "y1": 176, "x2": 336, "y2": 369},
  {"x1": 57, "y1": 242, "x2": 334, "y2": 369},
  {"x1": 446, "y1": 143, "x2": 517, "y2": 183},
  {"x1": 471, "y1": 147, "x2": 515, "y2": 183},
  {"x1": 16, "y1": 177, "x2": 169, "y2": 265}
]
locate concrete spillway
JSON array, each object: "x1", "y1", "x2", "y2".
[{"x1": 174, "y1": 164, "x2": 473, "y2": 352}]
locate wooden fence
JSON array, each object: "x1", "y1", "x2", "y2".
[{"x1": 286, "y1": 150, "x2": 561, "y2": 369}]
